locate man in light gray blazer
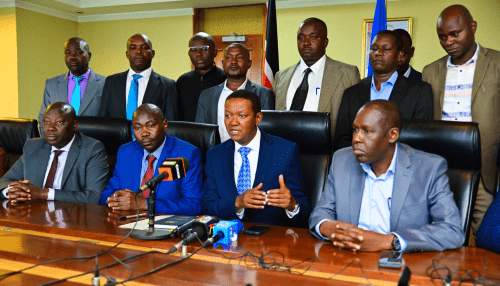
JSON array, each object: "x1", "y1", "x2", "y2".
[
  {"x1": 195, "y1": 43, "x2": 274, "y2": 142},
  {"x1": 39, "y1": 37, "x2": 105, "y2": 131},
  {"x1": 309, "y1": 100, "x2": 464, "y2": 252},
  {"x1": 2, "y1": 102, "x2": 108, "y2": 205}
]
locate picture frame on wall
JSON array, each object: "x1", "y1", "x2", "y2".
[{"x1": 362, "y1": 17, "x2": 412, "y2": 78}]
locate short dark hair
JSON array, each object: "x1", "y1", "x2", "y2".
[
  {"x1": 226, "y1": 90, "x2": 261, "y2": 115},
  {"x1": 374, "y1": 30, "x2": 403, "y2": 51},
  {"x1": 360, "y1": 100, "x2": 402, "y2": 131},
  {"x1": 189, "y1": 32, "x2": 216, "y2": 49},
  {"x1": 225, "y1": 43, "x2": 250, "y2": 60},
  {"x1": 393, "y1": 29, "x2": 412, "y2": 47},
  {"x1": 301, "y1": 17, "x2": 328, "y2": 38}
]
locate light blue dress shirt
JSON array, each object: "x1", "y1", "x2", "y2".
[{"x1": 370, "y1": 71, "x2": 398, "y2": 101}]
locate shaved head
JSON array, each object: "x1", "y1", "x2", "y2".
[
  {"x1": 133, "y1": 103, "x2": 164, "y2": 123},
  {"x1": 44, "y1": 102, "x2": 76, "y2": 122},
  {"x1": 127, "y1": 33, "x2": 153, "y2": 50},
  {"x1": 189, "y1": 32, "x2": 215, "y2": 49},
  {"x1": 438, "y1": 5, "x2": 474, "y2": 27},
  {"x1": 357, "y1": 100, "x2": 402, "y2": 133}
]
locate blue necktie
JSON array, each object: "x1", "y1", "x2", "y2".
[
  {"x1": 127, "y1": 74, "x2": 143, "y2": 120},
  {"x1": 71, "y1": 76, "x2": 85, "y2": 115},
  {"x1": 237, "y1": 147, "x2": 251, "y2": 195}
]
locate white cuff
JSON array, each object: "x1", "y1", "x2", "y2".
[
  {"x1": 47, "y1": 188, "x2": 55, "y2": 201},
  {"x1": 392, "y1": 232, "x2": 408, "y2": 252},
  {"x1": 285, "y1": 204, "x2": 300, "y2": 218},
  {"x1": 2, "y1": 187, "x2": 10, "y2": 198},
  {"x1": 315, "y1": 219, "x2": 331, "y2": 240},
  {"x1": 236, "y1": 207, "x2": 245, "y2": 219}
]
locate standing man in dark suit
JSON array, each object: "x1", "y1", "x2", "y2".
[
  {"x1": 275, "y1": 18, "x2": 360, "y2": 138},
  {"x1": 393, "y1": 29, "x2": 422, "y2": 80},
  {"x1": 1, "y1": 102, "x2": 109, "y2": 205},
  {"x1": 422, "y1": 5, "x2": 500, "y2": 232},
  {"x1": 99, "y1": 34, "x2": 177, "y2": 121},
  {"x1": 195, "y1": 43, "x2": 275, "y2": 142},
  {"x1": 39, "y1": 37, "x2": 105, "y2": 131},
  {"x1": 310, "y1": 100, "x2": 464, "y2": 252},
  {"x1": 177, "y1": 32, "x2": 226, "y2": 122},
  {"x1": 334, "y1": 30, "x2": 433, "y2": 150},
  {"x1": 202, "y1": 90, "x2": 310, "y2": 227}
]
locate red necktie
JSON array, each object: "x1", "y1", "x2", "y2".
[
  {"x1": 141, "y1": 155, "x2": 156, "y2": 198},
  {"x1": 45, "y1": 150, "x2": 64, "y2": 189}
]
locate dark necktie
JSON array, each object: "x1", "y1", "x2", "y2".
[
  {"x1": 141, "y1": 155, "x2": 156, "y2": 198},
  {"x1": 290, "y1": 68, "x2": 312, "y2": 110},
  {"x1": 45, "y1": 150, "x2": 64, "y2": 189}
]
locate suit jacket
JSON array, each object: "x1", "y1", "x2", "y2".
[
  {"x1": 476, "y1": 193, "x2": 500, "y2": 253},
  {"x1": 202, "y1": 131, "x2": 310, "y2": 227},
  {"x1": 422, "y1": 45, "x2": 500, "y2": 194},
  {"x1": 39, "y1": 68, "x2": 106, "y2": 127},
  {"x1": 309, "y1": 143, "x2": 464, "y2": 252},
  {"x1": 334, "y1": 73, "x2": 433, "y2": 150},
  {"x1": 195, "y1": 80, "x2": 275, "y2": 124},
  {"x1": 0, "y1": 132, "x2": 109, "y2": 205},
  {"x1": 275, "y1": 56, "x2": 361, "y2": 138},
  {"x1": 99, "y1": 135, "x2": 203, "y2": 215},
  {"x1": 99, "y1": 70, "x2": 178, "y2": 121},
  {"x1": 408, "y1": 66, "x2": 422, "y2": 81}
]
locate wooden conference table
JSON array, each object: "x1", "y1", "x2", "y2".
[{"x1": 0, "y1": 200, "x2": 499, "y2": 285}]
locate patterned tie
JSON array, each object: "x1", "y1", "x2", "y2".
[
  {"x1": 71, "y1": 76, "x2": 85, "y2": 115},
  {"x1": 290, "y1": 68, "x2": 312, "y2": 110},
  {"x1": 141, "y1": 155, "x2": 156, "y2": 198},
  {"x1": 44, "y1": 150, "x2": 64, "y2": 189},
  {"x1": 127, "y1": 74, "x2": 143, "y2": 120},
  {"x1": 237, "y1": 147, "x2": 251, "y2": 195}
]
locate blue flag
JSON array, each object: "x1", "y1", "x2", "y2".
[{"x1": 367, "y1": 0, "x2": 387, "y2": 77}]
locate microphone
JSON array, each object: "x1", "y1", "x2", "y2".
[
  {"x1": 158, "y1": 157, "x2": 190, "y2": 181},
  {"x1": 398, "y1": 266, "x2": 411, "y2": 286},
  {"x1": 167, "y1": 230, "x2": 199, "y2": 254},
  {"x1": 137, "y1": 172, "x2": 167, "y2": 195},
  {"x1": 204, "y1": 220, "x2": 243, "y2": 247}
]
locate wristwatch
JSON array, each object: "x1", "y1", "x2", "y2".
[{"x1": 392, "y1": 235, "x2": 401, "y2": 251}]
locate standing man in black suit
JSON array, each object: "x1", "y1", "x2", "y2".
[
  {"x1": 195, "y1": 43, "x2": 275, "y2": 143},
  {"x1": 393, "y1": 29, "x2": 422, "y2": 80},
  {"x1": 99, "y1": 34, "x2": 177, "y2": 121},
  {"x1": 334, "y1": 30, "x2": 433, "y2": 150},
  {"x1": 177, "y1": 32, "x2": 226, "y2": 122}
]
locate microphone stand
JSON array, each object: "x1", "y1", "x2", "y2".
[{"x1": 130, "y1": 179, "x2": 172, "y2": 240}]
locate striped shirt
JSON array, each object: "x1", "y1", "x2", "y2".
[{"x1": 442, "y1": 44, "x2": 479, "y2": 121}]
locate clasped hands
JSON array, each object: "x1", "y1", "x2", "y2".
[
  {"x1": 6, "y1": 180, "x2": 48, "y2": 203},
  {"x1": 106, "y1": 189, "x2": 148, "y2": 211},
  {"x1": 320, "y1": 220, "x2": 394, "y2": 252},
  {"x1": 235, "y1": 174, "x2": 296, "y2": 211}
]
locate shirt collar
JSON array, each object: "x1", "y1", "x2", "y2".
[
  {"x1": 299, "y1": 54, "x2": 326, "y2": 76},
  {"x1": 223, "y1": 78, "x2": 248, "y2": 92},
  {"x1": 69, "y1": 68, "x2": 91, "y2": 80},
  {"x1": 234, "y1": 128, "x2": 261, "y2": 153},
  {"x1": 127, "y1": 66, "x2": 153, "y2": 80},
  {"x1": 51, "y1": 135, "x2": 76, "y2": 153},
  {"x1": 447, "y1": 42, "x2": 479, "y2": 67},
  {"x1": 143, "y1": 136, "x2": 166, "y2": 159},
  {"x1": 371, "y1": 70, "x2": 398, "y2": 89},
  {"x1": 360, "y1": 144, "x2": 398, "y2": 180},
  {"x1": 403, "y1": 66, "x2": 412, "y2": 78}
]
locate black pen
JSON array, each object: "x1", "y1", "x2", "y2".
[{"x1": 118, "y1": 213, "x2": 148, "y2": 220}]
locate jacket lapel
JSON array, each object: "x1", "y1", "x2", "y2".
[
  {"x1": 117, "y1": 71, "x2": 128, "y2": 118},
  {"x1": 60, "y1": 132, "x2": 82, "y2": 188},
  {"x1": 223, "y1": 141, "x2": 238, "y2": 194},
  {"x1": 435, "y1": 58, "x2": 448, "y2": 115},
  {"x1": 57, "y1": 73, "x2": 69, "y2": 102},
  {"x1": 276, "y1": 63, "x2": 299, "y2": 110},
  {"x1": 318, "y1": 57, "x2": 342, "y2": 112},
  {"x1": 471, "y1": 45, "x2": 490, "y2": 103},
  {"x1": 78, "y1": 68, "x2": 99, "y2": 115},
  {"x1": 349, "y1": 162, "x2": 365, "y2": 226},
  {"x1": 253, "y1": 132, "x2": 272, "y2": 187},
  {"x1": 33, "y1": 142, "x2": 52, "y2": 187},
  {"x1": 388, "y1": 74, "x2": 408, "y2": 104},
  {"x1": 131, "y1": 141, "x2": 144, "y2": 190},
  {"x1": 143, "y1": 70, "x2": 160, "y2": 105},
  {"x1": 209, "y1": 83, "x2": 225, "y2": 124},
  {"x1": 390, "y1": 144, "x2": 413, "y2": 231}
]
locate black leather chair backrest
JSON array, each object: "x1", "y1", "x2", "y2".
[
  {"x1": 258, "y1": 111, "x2": 332, "y2": 212},
  {"x1": 399, "y1": 119, "x2": 481, "y2": 245},
  {"x1": 0, "y1": 118, "x2": 40, "y2": 175},
  {"x1": 76, "y1": 116, "x2": 132, "y2": 172},
  {"x1": 167, "y1": 121, "x2": 220, "y2": 166}
]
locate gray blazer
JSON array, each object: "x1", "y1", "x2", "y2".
[
  {"x1": 0, "y1": 132, "x2": 109, "y2": 205},
  {"x1": 309, "y1": 143, "x2": 464, "y2": 252},
  {"x1": 195, "y1": 79, "x2": 275, "y2": 124},
  {"x1": 39, "y1": 68, "x2": 106, "y2": 124}
]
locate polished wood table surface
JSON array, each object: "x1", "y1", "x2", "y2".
[{"x1": 0, "y1": 200, "x2": 499, "y2": 285}]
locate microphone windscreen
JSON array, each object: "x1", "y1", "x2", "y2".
[{"x1": 179, "y1": 157, "x2": 190, "y2": 171}]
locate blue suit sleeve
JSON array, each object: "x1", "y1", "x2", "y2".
[
  {"x1": 476, "y1": 194, "x2": 500, "y2": 253},
  {"x1": 99, "y1": 146, "x2": 126, "y2": 206},
  {"x1": 285, "y1": 143, "x2": 310, "y2": 223}
]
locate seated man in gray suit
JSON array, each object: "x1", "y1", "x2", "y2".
[
  {"x1": 39, "y1": 37, "x2": 106, "y2": 132},
  {"x1": 195, "y1": 43, "x2": 275, "y2": 142},
  {"x1": 309, "y1": 100, "x2": 464, "y2": 252},
  {"x1": 1, "y1": 102, "x2": 109, "y2": 205}
]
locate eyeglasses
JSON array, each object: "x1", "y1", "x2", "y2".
[{"x1": 189, "y1": 45, "x2": 211, "y2": 53}]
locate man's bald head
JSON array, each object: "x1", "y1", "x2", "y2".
[
  {"x1": 357, "y1": 100, "x2": 402, "y2": 133},
  {"x1": 44, "y1": 102, "x2": 76, "y2": 122},
  {"x1": 438, "y1": 5, "x2": 474, "y2": 27},
  {"x1": 189, "y1": 32, "x2": 215, "y2": 50},
  {"x1": 133, "y1": 103, "x2": 164, "y2": 123},
  {"x1": 65, "y1": 37, "x2": 89, "y2": 53},
  {"x1": 132, "y1": 104, "x2": 167, "y2": 153},
  {"x1": 42, "y1": 102, "x2": 77, "y2": 149},
  {"x1": 127, "y1": 34, "x2": 153, "y2": 50}
]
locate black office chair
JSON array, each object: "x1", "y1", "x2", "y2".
[
  {"x1": 399, "y1": 119, "x2": 481, "y2": 245},
  {"x1": 258, "y1": 110, "x2": 332, "y2": 211},
  {"x1": 0, "y1": 118, "x2": 40, "y2": 176},
  {"x1": 76, "y1": 116, "x2": 132, "y2": 173},
  {"x1": 167, "y1": 121, "x2": 220, "y2": 166}
]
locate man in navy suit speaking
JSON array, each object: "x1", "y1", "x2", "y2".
[{"x1": 202, "y1": 90, "x2": 310, "y2": 227}]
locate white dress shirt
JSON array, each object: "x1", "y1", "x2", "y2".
[
  {"x1": 3, "y1": 136, "x2": 75, "y2": 200},
  {"x1": 125, "y1": 67, "x2": 152, "y2": 106},
  {"x1": 285, "y1": 55, "x2": 326, "y2": 111},
  {"x1": 217, "y1": 78, "x2": 248, "y2": 142}
]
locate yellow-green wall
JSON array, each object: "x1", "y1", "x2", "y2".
[
  {"x1": 0, "y1": 7, "x2": 18, "y2": 118},
  {"x1": 16, "y1": 8, "x2": 78, "y2": 119},
  {"x1": 78, "y1": 15, "x2": 192, "y2": 80},
  {"x1": 202, "y1": 5, "x2": 263, "y2": 35}
]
